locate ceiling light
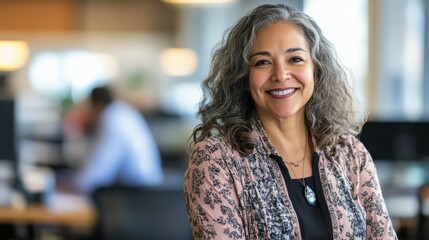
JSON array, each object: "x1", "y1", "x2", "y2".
[
  {"x1": 162, "y1": 0, "x2": 235, "y2": 5},
  {"x1": 160, "y1": 48, "x2": 197, "y2": 77},
  {"x1": 0, "y1": 41, "x2": 29, "y2": 72}
]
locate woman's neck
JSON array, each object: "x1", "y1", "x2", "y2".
[
  {"x1": 258, "y1": 113, "x2": 310, "y2": 166},
  {"x1": 259, "y1": 113, "x2": 307, "y2": 144}
]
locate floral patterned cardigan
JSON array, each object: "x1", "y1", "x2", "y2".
[{"x1": 184, "y1": 119, "x2": 397, "y2": 239}]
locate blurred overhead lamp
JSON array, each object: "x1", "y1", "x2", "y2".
[
  {"x1": 160, "y1": 48, "x2": 197, "y2": 77},
  {"x1": 162, "y1": 0, "x2": 235, "y2": 5},
  {"x1": 0, "y1": 41, "x2": 29, "y2": 72}
]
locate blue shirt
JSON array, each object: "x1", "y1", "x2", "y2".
[{"x1": 76, "y1": 100, "x2": 163, "y2": 194}]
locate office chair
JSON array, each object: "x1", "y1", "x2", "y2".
[
  {"x1": 417, "y1": 183, "x2": 429, "y2": 240},
  {"x1": 92, "y1": 185, "x2": 192, "y2": 240}
]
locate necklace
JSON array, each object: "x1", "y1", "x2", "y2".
[
  {"x1": 286, "y1": 136, "x2": 317, "y2": 206},
  {"x1": 283, "y1": 158, "x2": 304, "y2": 167},
  {"x1": 283, "y1": 136, "x2": 307, "y2": 167}
]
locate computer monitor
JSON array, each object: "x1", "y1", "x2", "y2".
[
  {"x1": 0, "y1": 99, "x2": 21, "y2": 190},
  {"x1": 360, "y1": 121, "x2": 429, "y2": 161},
  {"x1": 0, "y1": 99, "x2": 17, "y2": 162}
]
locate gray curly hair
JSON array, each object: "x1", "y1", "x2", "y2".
[{"x1": 190, "y1": 3, "x2": 366, "y2": 156}]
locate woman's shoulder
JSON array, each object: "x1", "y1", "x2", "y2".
[
  {"x1": 193, "y1": 134, "x2": 231, "y2": 152},
  {"x1": 189, "y1": 134, "x2": 237, "y2": 166},
  {"x1": 340, "y1": 134, "x2": 368, "y2": 155},
  {"x1": 333, "y1": 134, "x2": 372, "y2": 170},
  {"x1": 338, "y1": 134, "x2": 363, "y2": 148},
  {"x1": 320, "y1": 135, "x2": 364, "y2": 157}
]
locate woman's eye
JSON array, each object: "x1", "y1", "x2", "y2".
[
  {"x1": 290, "y1": 57, "x2": 304, "y2": 63},
  {"x1": 254, "y1": 59, "x2": 270, "y2": 66}
]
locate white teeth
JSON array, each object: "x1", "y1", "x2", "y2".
[{"x1": 270, "y1": 88, "x2": 295, "y2": 96}]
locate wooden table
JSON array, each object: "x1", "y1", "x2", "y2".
[
  {"x1": 0, "y1": 204, "x2": 96, "y2": 228},
  {"x1": 0, "y1": 196, "x2": 96, "y2": 239}
]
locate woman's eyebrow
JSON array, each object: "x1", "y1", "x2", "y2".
[
  {"x1": 286, "y1": 47, "x2": 306, "y2": 53},
  {"x1": 250, "y1": 51, "x2": 271, "y2": 59},
  {"x1": 250, "y1": 47, "x2": 307, "y2": 59}
]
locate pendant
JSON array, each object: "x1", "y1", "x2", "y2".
[{"x1": 304, "y1": 185, "x2": 317, "y2": 206}]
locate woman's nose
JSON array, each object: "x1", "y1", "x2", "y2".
[{"x1": 271, "y1": 63, "x2": 290, "y2": 82}]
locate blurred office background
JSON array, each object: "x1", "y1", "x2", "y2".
[{"x1": 0, "y1": 0, "x2": 428, "y2": 239}]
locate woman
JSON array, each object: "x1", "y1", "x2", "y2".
[{"x1": 184, "y1": 3, "x2": 397, "y2": 239}]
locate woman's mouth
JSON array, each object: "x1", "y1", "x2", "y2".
[{"x1": 267, "y1": 88, "x2": 298, "y2": 97}]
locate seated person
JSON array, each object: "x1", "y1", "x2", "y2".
[{"x1": 74, "y1": 85, "x2": 163, "y2": 195}]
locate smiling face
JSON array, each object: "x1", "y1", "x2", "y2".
[{"x1": 249, "y1": 21, "x2": 314, "y2": 123}]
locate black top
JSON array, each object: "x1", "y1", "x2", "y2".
[{"x1": 271, "y1": 153, "x2": 333, "y2": 240}]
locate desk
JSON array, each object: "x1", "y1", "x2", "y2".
[
  {"x1": 0, "y1": 197, "x2": 96, "y2": 239},
  {"x1": 0, "y1": 204, "x2": 95, "y2": 229},
  {"x1": 0, "y1": 193, "x2": 96, "y2": 229}
]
